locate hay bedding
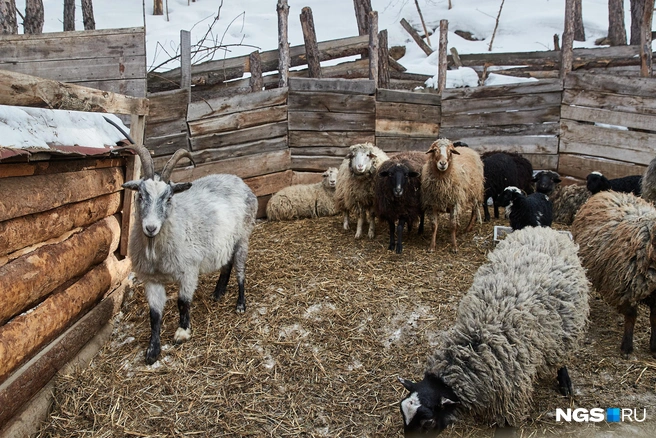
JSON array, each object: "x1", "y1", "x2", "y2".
[{"x1": 37, "y1": 215, "x2": 656, "y2": 437}]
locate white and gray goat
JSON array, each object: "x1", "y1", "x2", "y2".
[{"x1": 122, "y1": 145, "x2": 258, "y2": 365}]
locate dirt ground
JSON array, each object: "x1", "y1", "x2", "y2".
[{"x1": 37, "y1": 214, "x2": 656, "y2": 437}]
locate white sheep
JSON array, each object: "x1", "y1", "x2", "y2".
[
  {"x1": 398, "y1": 227, "x2": 590, "y2": 434},
  {"x1": 421, "y1": 138, "x2": 484, "y2": 252},
  {"x1": 266, "y1": 167, "x2": 338, "y2": 220},
  {"x1": 334, "y1": 143, "x2": 389, "y2": 239},
  {"x1": 122, "y1": 145, "x2": 258, "y2": 365}
]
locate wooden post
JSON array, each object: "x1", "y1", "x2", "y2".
[
  {"x1": 560, "y1": 0, "x2": 574, "y2": 79},
  {"x1": 249, "y1": 51, "x2": 264, "y2": 91},
  {"x1": 120, "y1": 114, "x2": 146, "y2": 257},
  {"x1": 368, "y1": 11, "x2": 379, "y2": 84},
  {"x1": 437, "y1": 20, "x2": 448, "y2": 94},
  {"x1": 450, "y1": 47, "x2": 462, "y2": 68},
  {"x1": 180, "y1": 30, "x2": 191, "y2": 103},
  {"x1": 353, "y1": 0, "x2": 372, "y2": 36},
  {"x1": 640, "y1": 0, "x2": 653, "y2": 77},
  {"x1": 400, "y1": 18, "x2": 433, "y2": 56},
  {"x1": 378, "y1": 29, "x2": 390, "y2": 89},
  {"x1": 277, "y1": 0, "x2": 290, "y2": 88},
  {"x1": 300, "y1": 7, "x2": 322, "y2": 79}
]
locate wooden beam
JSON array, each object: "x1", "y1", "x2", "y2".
[
  {"x1": 300, "y1": 7, "x2": 322, "y2": 79},
  {"x1": 289, "y1": 77, "x2": 375, "y2": 94},
  {"x1": 353, "y1": 0, "x2": 372, "y2": 36},
  {"x1": 188, "y1": 87, "x2": 288, "y2": 121},
  {"x1": 560, "y1": 0, "x2": 575, "y2": 78},
  {"x1": 368, "y1": 11, "x2": 379, "y2": 84},
  {"x1": 244, "y1": 170, "x2": 293, "y2": 197},
  {"x1": 0, "y1": 70, "x2": 148, "y2": 115},
  {"x1": 400, "y1": 18, "x2": 433, "y2": 57},
  {"x1": 277, "y1": 0, "x2": 290, "y2": 88},
  {"x1": 180, "y1": 29, "x2": 191, "y2": 99},
  {"x1": 640, "y1": 0, "x2": 653, "y2": 77},
  {"x1": 437, "y1": 19, "x2": 449, "y2": 94},
  {"x1": 0, "y1": 157, "x2": 124, "y2": 179},
  {"x1": 249, "y1": 51, "x2": 264, "y2": 92}
]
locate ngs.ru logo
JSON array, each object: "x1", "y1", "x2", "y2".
[{"x1": 556, "y1": 408, "x2": 647, "y2": 423}]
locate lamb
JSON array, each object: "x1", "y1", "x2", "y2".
[
  {"x1": 532, "y1": 170, "x2": 561, "y2": 195},
  {"x1": 480, "y1": 151, "x2": 533, "y2": 222},
  {"x1": 398, "y1": 226, "x2": 590, "y2": 435},
  {"x1": 586, "y1": 171, "x2": 642, "y2": 196},
  {"x1": 374, "y1": 151, "x2": 425, "y2": 254},
  {"x1": 572, "y1": 191, "x2": 656, "y2": 358},
  {"x1": 334, "y1": 143, "x2": 389, "y2": 239},
  {"x1": 121, "y1": 145, "x2": 258, "y2": 365},
  {"x1": 266, "y1": 167, "x2": 338, "y2": 220},
  {"x1": 641, "y1": 156, "x2": 656, "y2": 204},
  {"x1": 421, "y1": 138, "x2": 484, "y2": 252},
  {"x1": 499, "y1": 186, "x2": 553, "y2": 230},
  {"x1": 551, "y1": 184, "x2": 590, "y2": 225}
]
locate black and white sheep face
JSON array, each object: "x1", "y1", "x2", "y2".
[
  {"x1": 586, "y1": 171, "x2": 611, "y2": 194},
  {"x1": 348, "y1": 149, "x2": 376, "y2": 175},
  {"x1": 398, "y1": 375, "x2": 459, "y2": 436},
  {"x1": 379, "y1": 163, "x2": 420, "y2": 197},
  {"x1": 123, "y1": 178, "x2": 192, "y2": 238},
  {"x1": 532, "y1": 171, "x2": 561, "y2": 195},
  {"x1": 498, "y1": 186, "x2": 523, "y2": 210}
]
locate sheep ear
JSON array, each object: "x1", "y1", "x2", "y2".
[
  {"x1": 440, "y1": 397, "x2": 458, "y2": 406},
  {"x1": 398, "y1": 377, "x2": 416, "y2": 392},
  {"x1": 123, "y1": 180, "x2": 141, "y2": 191},
  {"x1": 409, "y1": 171, "x2": 420, "y2": 178},
  {"x1": 346, "y1": 152, "x2": 354, "y2": 159},
  {"x1": 554, "y1": 177, "x2": 562, "y2": 183},
  {"x1": 171, "y1": 182, "x2": 192, "y2": 194},
  {"x1": 368, "y1": 152, "x2": 376, "y2": 158},
  {"x1": 379, "y1": 170, "x2": 390, "y2": 177},
  {"x1": 425, "y1": 149, "x2": 435, "y2": 155},
  {"x1": 451, "y1": 148, "x2": 461, "y2": 155}
]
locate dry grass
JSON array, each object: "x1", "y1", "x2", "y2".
[{"x1": 37, "y1": 215, "x2": 656, "y2": 437}]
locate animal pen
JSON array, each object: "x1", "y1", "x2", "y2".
[{"x1": 2, "y1": 2, "x2": 656, "y2": 436}]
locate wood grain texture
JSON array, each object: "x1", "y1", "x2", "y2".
[
  {"x1": 190, "y1": 122, "x2": 288, "y2": 151},
  {"x1": 289, "y1": 131, "x2": 374, "y2": 147},
  {"x1": 171, "y1": 149, "x2": 291, "y2": 181},
  {"x1": 558, "y1": 153, "x2": 646, "y2": 179},
  {"x1": 288, "y1": 92, "x2": 375, "y2": 113},
  {"x1": 188, "y1": 105, "x2": 287, "y2": 137},
  {"x1": 188, "y1": 88, "x2": 288, "y2": 121}
]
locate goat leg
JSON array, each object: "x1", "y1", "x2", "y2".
[
  {"x1": 145, "y1": 283, "x2": 166, "y2": 365},
  {"x1": 233, "y1": 241, "x2": 249, "y2": 313},
  {"x1": 174, "y1": 298, "x2": 192, "y2": 344},
  {"x1": 213, "y1": 262, "x2": 233, "y2": 301}
]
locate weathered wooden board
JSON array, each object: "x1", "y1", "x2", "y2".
[
  {"x1": 441, "y1": 92, "x2": 561, "y2": 115},
  {"x1": 562, "y1": 88, "x2": 656, "y2": 116},
  {"x1": 290, "y1": 146, "x2": 350, "y2": 157},
  {"x1": 288, "y1": 92, "x2": 375, "y2": 113},
  {"x1": 559, "y1": 153, "x2": 647, "y2": 179},
  {"x1": 256, "y1": 195, "x2": 271, "y2": 219},
  {"x1": 292, "y1": 171, "x2": 325, "y2": 185},
  {"x1": 188, "y1": 88, "x2": 288, "y2": 121},
  {"x1": 0, "y1": 158, "x2": 124, "y2": 179},
  {"x1": 439, "y1": 123, "x2": 559, "y2": 139},
  {"x1": 523, "y1": 154, "x2": 558, "y2": 171},
  {"x1": 288, "y1": 111, "x2": 374, "y2": 131},
  {"x1": 289, "y1": 78, "x2": 375, "y2": 95},
  {"x1": 288, "y1": 131, "x2": 374, "y2": 147},
  {"x1": 188, "y1": 105, "x2": 287, "y2": 137},
  {"x1": 376, "y1": 119, "x2": 440, "y2": 137},
  {"x1": 441, "y1": 79, "x2": 562, "y2": 101},
  {"x1": 561, "y1": 105, "x2": 656, "y2": 131},
  {"x1": 190, "y1": 122, "x2": 288, "y2": 151},
  {"x1": 146, "y1": 133, "x2": 189, "y2": 159},
  {"x1": 146, "y1": 89, "x2": 190, "y2": 124},
  {"x1": 244, "y1": 170, "x2": 293, "y2": 197},
  {"x1": 376, "y1": 89, "x2": 441, "y2": 105},
  {"x1": 441, "y1": 106, "x2": 560, "y2": 128},
  {"x1": 376, "y1": 102, "x2": 441, "y2": 123},
  {"x1": 171, "y1": 149, "x2": 291, "y2": 181},
  {"x1": 2, "y1": 56, "x2": 145, "y2": 82},
  {"x1": 0, "y1": 254, "x2": 130, "y2": 384},
  {"x1": 0, "y1": 167, "x2": 124, "y2": 222},
  {"x1": 0, "y1": 216, "x2": 120, "y2": 325},
  {"x1": 564, "y1": 72, "x2": 656, "y2": 98},
  {"x1": 456, "y1": 135, "x2": 559, "y2": 155},
  {"x1": 0, "y1": 192, "x2": 122, "y2": 258},
  {"x1": 68, "y1": 78, "x2": 147, "y2": 98},
  {"x1": 291, "y1": 155, "x2": 344, "y2": 172},
  {"x1": 375, "y1": 137, "x2": 437, "y2": 153},
  {"x1": 146, "y1": 118, "x2": 187, "y2": 139}
]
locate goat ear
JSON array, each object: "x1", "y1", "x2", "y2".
[
  {"x1": 398, "y1": 376, "x2": 416, "y2": 392},
  {"x1": 409, "y1": 171, "x2": 420, "y2": 178},
  {"x1": 171, "y1": 182, "x2": 192, "y2": 194},
  {"x1": 122, "y1": 180, "x2": 141, "y2": 191}
]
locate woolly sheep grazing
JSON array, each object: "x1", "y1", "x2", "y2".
[
  {"x1": 421, "y1": 138, "x2": 484, "y2": 252},
  {"x1": 480, "y1": 151, "x2": 533, "y2": 222},
  {"x1": 375, "y1": 151, "x2": 425, "y2": 254},
  {"x1": 532, "y1": 170, "x2": 561, "y2": 195},
  {"x1": 334, "y1": 143, "x2": 389, "y2": 239},
  {"x1": 122, "y1": 145, "x2": 258, "y2": 365},
  {"x1": 572, "y1": 191, "x2": 656, "y2": 358},
  {"x1": 398, "y1": 227, "x2": 590, "y2": 435},
  {"x1": 266, "y1": 167, "x2": 338, "y2": 220},
  {"x1": 499, "y1": 186, "x2": 553, "y2": 230},
  {"x1": 586, "y1": 171, "x2": 642, "y2": 196},
  {"x1": 641, "y1": 156, "x2": 656, "y2": 204}
]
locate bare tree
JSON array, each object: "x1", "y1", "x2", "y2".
[
  {"x1": 0, "y1": 0, "x2": 18, "y2": 34},
  {"x1": 608, "y1": 0, "x2": 627, "y2": 45},
  {"x1": 24, "y1": 0, "x2": 44, "y2": 34},
  {"x1": 82, "y1": 0, "x2": 95, "y2": 30},
  {"x1": 64, "y1": 0, "x2": 75, "y2": 31},
  {"x1": 630, "y1": 0, "x2": 647, "y2": 45},
  {"x1": 154, "y1": 0, "x2": 163, "y2": 16},
  {"x1": 573, "y1": 0, "x2": 585, "y2": 41}
]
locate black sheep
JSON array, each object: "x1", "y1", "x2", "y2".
[
  {"x1": 499, "y1": 186, "x2": 553, "y2": 230},
  {"x1": 532, "y1": 170, "x2": 561, "y2": 195},
  {"x1": 375, "y1": 151, "x2": 425, "y2": 254},
  {"x1": 480, "y1": 151, "x2": 534, "y2": 221},
  {"x1": 586, "y1": 171, "x2": 642, "y2": 196}
]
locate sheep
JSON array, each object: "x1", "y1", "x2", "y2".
[
  {"x1": 479, "y1": 151, "x2": 533, "y2": 222},
  {"x1": 498, "y1": 186, "x2": 553, "y2": 230},
  {"x1": 551, "y1": 184, "x2": 590, "y2": 225},
  {"x1": 532, "y1": 170, "x2": 561, "y2": 195},
  {"x1": 121, "y1": 145, "x2": 258, "y2": 365},
  {"x1": 398, "y1": 226, "x2": 590, "y2": 435},
  {"x1": 334, "y1": 143, "x2": 389, "y2": 239},
  {"x1": 421, "y1": 138, "x2": 484, "y2": 252},
  {"x1": 374, "y1": 151, "x2": 426, "y2": 254},
  {"x1": 266, "y1": 167, "x2": 338, "y2": 220},
  {"x1": 572, "y1": 191, "x2": 656, "y2": 358},
  {"x1": 641, "y1": 156, "x2": 656, "y2": 204},
  {"x1": 586, "y1": 171, "x2": 642, "y2": 196}
]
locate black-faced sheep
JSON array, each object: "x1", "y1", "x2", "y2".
[
  {"x1": 586, "y1": 171, "x2": 642, "y2": 196},
  {"x1": 375, "y1": 151, "x2": 425, "y2": 254},
  {"x1": 572, "y1": 191, "x2": 656, "y2": 358},
  {"x1": 421, "y1": 138, "x2": 484, "y2": 252},
  {"x1": 398, "y1": 226, "x2": 590, "y2": 435},
  {"x1": 266, "y1": 167, "x2": 338, "y2": 220},
  {"x1": 122, "y1": 146, "x2": 258, "y2": 365},
  {"x1": 641, "y1": 156, "x2": 656, "y2": 204},
  {"x1": 532, "y1": 170, "x2": 561, "y2": 195},
  {"x1": 479, "y1": 151, "x2": 533, "y2": 222},
  {"x1": 334, "y1": 143, "x2": 389, "y2": 239},
  {"x1": 499, "y1": 186, "x2": 553, "y2": 230}
]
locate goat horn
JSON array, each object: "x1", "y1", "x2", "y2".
[
  {"x1": 114, "y1": 144, "x2": 155, "y2": 180},
  {"x1": 160, "y1": 149, "x2": 195, "y2": 183}
]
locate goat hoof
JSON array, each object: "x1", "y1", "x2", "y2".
[
  {"x1": 174, "y1": 327, "x2": 192, "y2": 343},
  {"x1": 236, "y1": 303, "x2": 246, "y2": 313}
]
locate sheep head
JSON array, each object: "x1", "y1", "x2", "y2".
[
  {"x1": 426, "y1": 139, "x2": 460, "y2": 172},
  {"x1": 398, "y1": 375, "x2": 460, "y2": 436},
  {"x1": 122, "y1": 146, "x2": 195, "y2": 238},
  {"x1": 586, "y1": 171, "x2": 611, "y2": 194},
  {"x1": 379, "y1": 162, "x2": 420, "y2": 198},
  {"x1": 532, "y1": 170, "x2": 561, "y2": 195},
  {"x1": 347, "y1": 143, "x2": 377, "y2": 175},
  {"x1": 322, "y1": 167, "x2": 338, "y2": 189}
]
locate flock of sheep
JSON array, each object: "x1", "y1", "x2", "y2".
[{"x1": 119, "y1": 138, "x2": 656, "y2": 436}]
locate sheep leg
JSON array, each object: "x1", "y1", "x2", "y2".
[
  {"x1": 418, "y1": 212, "x2": 425, "y2": 235},
  {"x1": 145, "y1": 282, "x2": 166, "y2": 365},
  {"x1": 174, "y1": 276, "x2": 198, "y2": 344},
  {"x1": 355, "y1": 213, "x2": 365, "y2": 239},
  {"x1": 232, "y1": 240, "x2": 250, "y2": 313},
  {"x1": 367, "y1": 209, "x2": 376, "y2": 239},
  {"x1": 213, "y1": 262, "x2": 233, "y2": 301},
  {"x1": 387, "y1": 219, "x2": 396, "y2": 251},
  {"x1": 483, "y1": 199, "x2": 491, "y2": 222},
  {"x1": 493, "y1": 200, "x2": 500, "y2": 219},
  {"x1": 396, "y1": 218, "x2": 406, "y2": 254},
  {"x1": 342, "y1": 211, "x2": 350, "y2": 230},
  {"x1": 449, "y1": 208, "x2": 459, "y2": 252},
  {"x1": 430, "y1": 211, "x2": 439, "y2": 252},
  {"x1": 649, "y1": 297, "x2": 656, "y2": 357},
  {"x1": 619, "y1": 304, "x2": 638, "y2": 358},
  {"x1": 465, "y1": 205, "x2": 477, "y2": 233},
  {"x1": 557, "y1": 366, "x2": 573, "y2": 396}
]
